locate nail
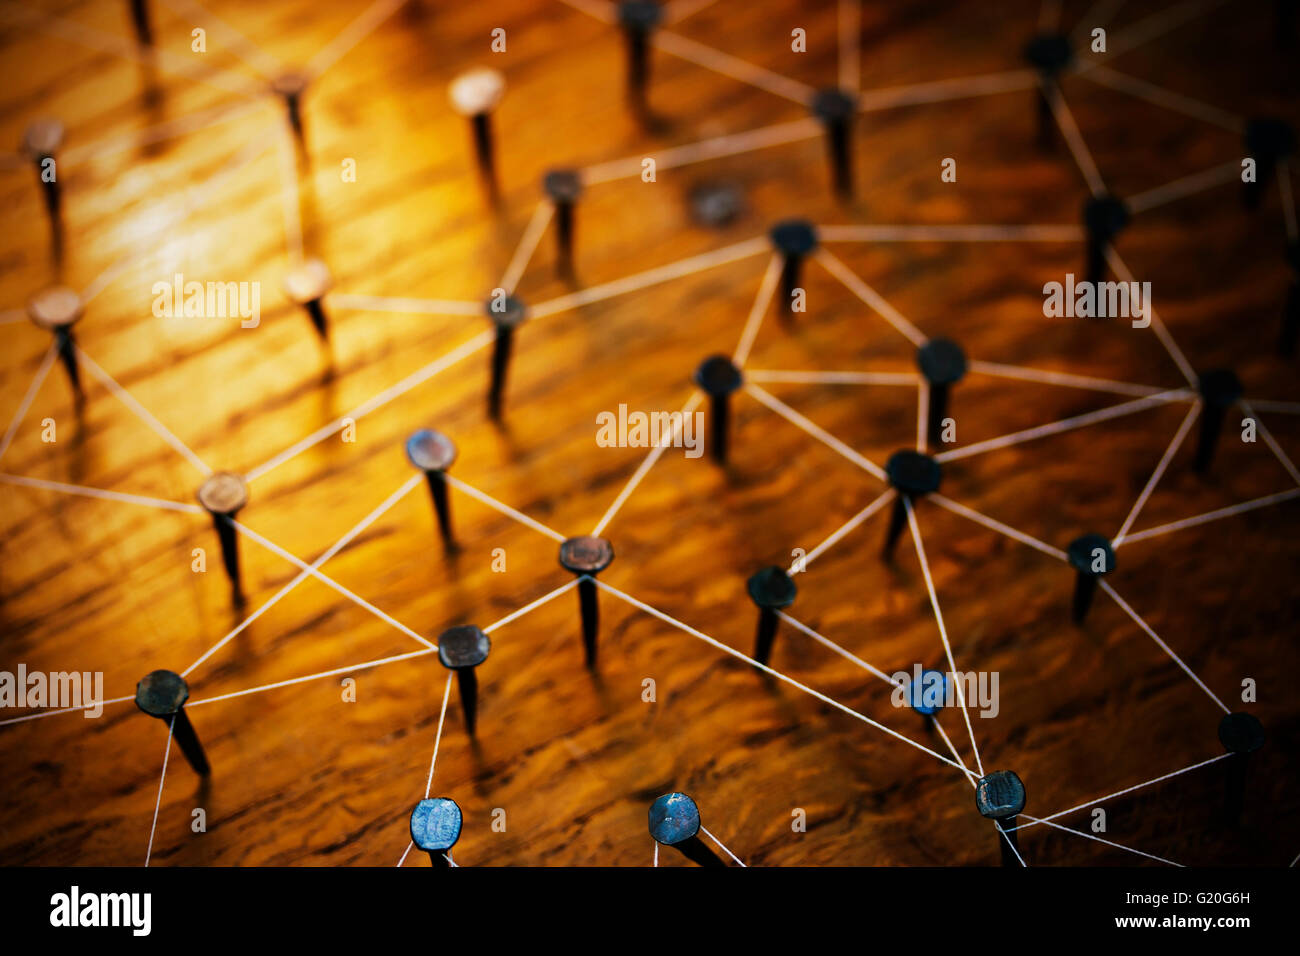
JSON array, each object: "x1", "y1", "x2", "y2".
[
  {"x1": 810, "y1": 88, "x2": 857, "y2": 198},
  {"x1": 485, "y1": 294, "x2": 527, "y2": 419},
  {"x1": 1066, "y1": 533, "x2": 1114, "y2": 624},
  {"x1": 1022, "y1": 34, "x2": 1072, "y2": 149},
  {"x1": 689, "y1": 180, "x2": 744, "y2": 228},
  {"x1": 883, "y1": 451, "x2": 941, "y2": 560},
  {"x1": 746, "y1": 566, "x2": 796, "y2": 666},
  {"x1": 1217, "y1": 712, "x2": 1264, "y2": 826},
  {"x1": 409, "y1": 797, "x2": 462, "y2": 868},
  {"x1": 976, "y1": 770, "x2": 1026, "y2": 866},
  {"x1": 1242, "y1": 117, "x2": 1294, "y2": 210},
  {"x1": 284, "y1": 258, "x2": 334, "y2": 338},
  {"x1": 1081, "y1": 195, "x2": 1129, "y2": 288},
  {"x1": 449, "y1": 68, "x2": 506, "y2": 198},
  {"x1": 559, "y1": 536, "x2": 614, "y2": 668},
  {"x1": 197, "y1": 472, "x2": 249, "y2": 605},
  {"x1": 26, "y1": 286, "x2": 84, "y2": 398},
  {"x1": 693, "y1": 355, "x2": 743, "y2": 464},
  {"x1": 135, "y1": 670, "x2": 209, "y2": 775},
  {"x1": 405, "y1": 429, "x2": 458, "y2": 551},
  {"x1": 907, "y1": 667, "x2": 948, "y2": 719},
  {"x1": 648, "y1": 792, "x2": 726, "y2": 867},
  {"x1": 127, "y1": 0, "x2": 154, "y2": 47},
  {"x1": 916, "y1": 338, "x2": 967, "y2": 447},
  {"x1": 271, "y1": 72, "x2": 309, "y2": 143},
  {"x1": 21, "y1": 119, "x2": 64, "y2": 246},
  {"x1": 438, "y1": 626, "x2": 490, "y2": 736},
  {"x1": 1194, "y1": 369, "x2": 1242, "y2": 474},
  {"x1": 617, "y1": 1, "x2": 664, "y2": 120},
  {"x1": 769, "y1": 219, "x2": 818, "y2": 313},
  {"x1": 543, "y1": 169, "x2": 582, "y2": 276}
]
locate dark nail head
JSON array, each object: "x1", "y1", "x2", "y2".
[
  {"x1": 1067, "y1": 533, "x2": 1114, "y2": 577},
  {"x1": 769, "y1": 218, "x2": 818, "y2": 257},
  {"x1": 1082, "y1": 194, "x2": 1129, "y2": 238},
  {"x1": 410, "y1": 797, "x2": 463, "y2": 851},
  {"x1": 1197, "y1": 368, "x2": 1242, "y2": 408},
  {"x1": 976, "y1": 770, "x2": 1026, "y2": 819},
  {"x1": 917, "y1": 337, "x2": 967, "y2": 385},
  {"x1": 1023, "y1": 33, "x2": 1073, "y2": 74},
  {"x1": 885, "y1": 450, "x2": 942, "y2": 497},
  {"x1": 618, "y1": 0, "x2": 663, "y2": 31},
  {"x1": 1218, "y1": 712, "x2": 1265, "y2": 754},
  {"x1": 197, "y1": 471, "x2": 249, "y2": 516},
  {"x1": 406, "y1": 429, "x2": 457, "y2": 473},
  {"x1": 485, "y1": 294, "x2": 527, "y2": 328},
  {"x1": 543, "y1": 168, "x2": 582, "y2": 203},
  {"x1": 135, "y1": 669, "x2": 189, "y2": 718},
  {"x1": 438, "y1": 625, "x2": 490, "y2": 670},
  {"x1": 747, "y1": 565, "x2": 796, "y2": 609},
  {"x1": 648, "y1": 792, "x2": 700, "y2": 845},
  {"x1": 693, "y1": 355, "x2": 742, "y2": 396},
  {"x1": 811, "y1": 87, "x2": 856, "y2": 122},
  {"x1": 559, "y1": 535, "x2": 614, "y2": 574},
  {"x1": 27, "y1": 286, "x2": 83, "y2": 330},
  {"x1": 1244, "y1": 117, "x2": 1296, "y2": 161}
]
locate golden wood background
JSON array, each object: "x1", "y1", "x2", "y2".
[{"x1": 0, "y1": 0, "x2": 1297, "y2": 866}]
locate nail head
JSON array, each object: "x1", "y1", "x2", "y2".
[
  {"x1": 747, "y1": 565, "x2": 796, "y2": 609},
  {"x1": 1023, "y1": 33, "x2": 1073, "y2": 74},
  {"x1": 975, "y1": 770, "x2": 1026, "y2": 820},
  {"x1": 811, "y1": 87, "x2": 856, "y2": 122},
  {"x1": 885, "y1": 450, "x2": 942, "y2": 497},
  {"x1": 405, "y1": 429, "x2": 457, "y2": 473},
  {"x1": 449, "y1": 68, "x2": 505, "y2": 117},
  {"x1": 1066, "y1": 533, "x2": 1114, "y2": 576},
  {"x1": 409, "y1": 797, "x2": 463, "y2": 852},
  {"x1": 917, "y1": 337, "x2": 967, "y2": 386},
  {"x1": 648, "y1": 792, "x2": 700, "y2": 846},
  {"x1": 283, "y1": 258, "x2": 333, "y2": 305},
  {"x1": 27, "y1": 286, "x2": 83, "y2": 330},
  {"x1": 543, "y1": 168, "x2": 582, "y2": 203},
  {"x1": 197, "y1": 471, "x2": 249, "y2": 516},
  {"x1": 559, "y1": 535, "x2": 614, "y2": 575},
  {"x1": 769, "y1": 218, "x2": 818, "y2": 257},
  {"x1": 135, "y1": 669, "x2": 189, "y2": 718},
  {"x1": 21, "y1": 118, "x2": 64, "y2": 158},
  {"x1": 1197, "y1": 368, "x2": 1242, "y2": 408},
  {"x1": 485, "y1": 294, "x2": 527, "y2": 328},
  {"x1": 438, "y1": 625, "x2": 490, "y2": 670},
  {"x1": 1218, "y1": 712, "x2": 1264, "y2": 754},
  {"x1": 693, "y1": 355, "x2": 742, "y2": 396}
]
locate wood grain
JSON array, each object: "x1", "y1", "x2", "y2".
[{"x1": 0, "y1": 0, "x2": 1297, "y2": 867}]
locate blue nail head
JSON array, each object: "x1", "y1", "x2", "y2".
[
  {"x1": 908, "y1": 668, "x2": 947, "y2": 716},
  {"x1": 410, "y1": 797, "x2": 463, "y2": 852},
  {"x1": 1067, "y1": 533, "x2": 1115, "y2": 576},
  {"x1": 648, "y1": 792, "x2": 701, "y2": 846}
]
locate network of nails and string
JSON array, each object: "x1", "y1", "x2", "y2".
[{"x1": 0, "y1": 0, "x2": 1297, "y2": 868}]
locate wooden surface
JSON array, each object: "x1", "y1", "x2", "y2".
[{"x1": 1, "y1": 0, "x2": 1298, "y2": 867}]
